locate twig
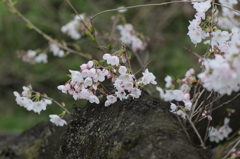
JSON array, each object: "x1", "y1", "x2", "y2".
[
  {"x1": 90, "y1": 1, "x2": 204, "y2": 20},
  {"x1": 186, "y1": 113, "x2": 206, "y2": 149},
  {"x1": 176, "y1": 115, "x2": 192, "y2": 144},
  {"x1": 30, "y1": 89, "x2": 71, "y2": 114},
  {"x1": 134, "y1": 60, "x2": 151, "y2": 76},
  {"x1": 183, "y1": 46, "x2": 201, "y2": 58}
]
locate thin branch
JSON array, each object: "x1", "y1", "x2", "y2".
[
  {"x1": 41, "y1": 94, "x2": 71, "y2": 114},
  {"x1": 134, "y1": 60, "x2": 151, "y2": 76},
  {"x1": 214, "y1": 3, "x2": 240, "y2": 15},
  {"x1": 186, "y1": 112, "x2": 206, "y2": 149},
  {"x1": 212, "y1": 93, "x2": 240, "y2": 111},
  {"x1": 190, "y1": 88, "x2": 205, "y2": 120},
  {"x1": 90, "y1": 1, "x2": 204, "y2": 20},
  {"x1": 30, "y1": 89, "x2": 71, "y2": 114},
  {"x1": 183, "y1": 46, "x2": 201, "y2": 58},
  {"x1": 3, "y1": 0, "x2": 91, "y2": 59},
  {"x1": 176, "y1": 115, "x2": 192, "y2": 144}
]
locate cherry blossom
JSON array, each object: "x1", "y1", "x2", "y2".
[
  {"x1": 192, "y1": 0, "x2": 211, "y2": 20},
  {"x1": 208, "y1": 117, "x2": 232, "y2": 143},
  {"x1": 61, "y1": 14, "x2": 85, "y2": 40},
  {"x1": 49, "y1": 115, "x2": 67, "y2": 126},
  {"x1": 49, "y1": 43, "x2": 65, "y2": 57},
  {"x1": 13, "y1": 86, "x2": 52, "y2": 114},
  {"x1": 170, "y1": 103, "x2": 177, "y2": 112},
  {"x1": 21, "y1": 50, "x2": 48, "y2": 64},
  {"x1": 141, "y1": 69, "x2": 157, "y2": 85},
  {"x1": 164, "y1": 75, "x2": 172, "y2": 88},
  {"x1": 117, "y1": 24, "x2": 146, "y2": 52},
  {"x1": 89, "y1": 95, "x2": 100, "y2": 104},
  {"x1": 35, "y1": 53, "x2": 48, "y2": 64},
  {"x1": 105, "y1": 95, "x2": 117, "y2": 107}
]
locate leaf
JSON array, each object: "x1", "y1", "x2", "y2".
[
  {"x1": 9, "y1": 0, "x2": 18, "y2": 5},
  {"x1": 93, "y1": 60, "x2": 99, "y2": 65},
  {"x1": 61, "y1": 41, "x2": 67, "y2": 47},
  {"x1": 108, "y1": 43, "x2": 113, "y2": 51},
  {"x1": 127, "y1": 51, "x2": 131, "y2": 60},
  {"x1": 85, "y1": 31, "x2": 94, "y2": 41},
  {"x1": 99, "y1": 60, "x2": 106, "y2": 66},
  {"x1": 67, "y1": 74, "x2": 71, "y2": 78},
  {"x1": 89, "y1": 25, "x2": 94, "y2": 33},
  {"x1": 85, "y1": 53, "x2": 92, "y2": 59},
  {"x1": 73, "y1": 44, "x2": 81, "y2": 51},
  {"x1": 27, "y1": 84, "x2": 32, "y2": 90},
  {"x1": 26, "y1": 23, "x2": 33, "y2": 29},
  {"x1": 65, "y1": 51, "x2": 70, "y2": 56}
]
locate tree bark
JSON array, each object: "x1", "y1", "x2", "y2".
[{"x1": 0, "y1": 90, "x2": 205, "y2": 159}]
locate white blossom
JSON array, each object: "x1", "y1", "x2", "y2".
[{"x1": 49, "y1": 115, "x2": 67, "y2": 126}]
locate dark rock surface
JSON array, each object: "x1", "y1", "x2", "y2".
[{"x1": 0, "y1": 90, "x2": 203, "y2": 159}]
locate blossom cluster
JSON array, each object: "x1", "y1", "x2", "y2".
[
  {"x1": 13, "y1": 86, "x2": 52, "y2": 114},
  {"x1": 17, "y1": 42, "x2": 66, "y2": 64},
  {"x1": 58, "y1": 52, "x2": 157, "y2": 107},
  {"x1": 61, "y1": 14, "x2": 86, "y2": 40},
  {"x1": 198, "y1": 28, "x2": 240, "y2": 95},
  {"x1": 13, "y1": 86, "x2": 67, "y2": 126},
  {"x1": 208, "y1": 117, "x2": 232, "y2": 143},
  {"x1": 20, "y1": 50, "x2": 48, "y2": 64},
  {"x1": 117, "y1": 24, "x2": 146, "y2": 52},
  {"x1": 185, "y1": 0, "x2": 240, "y2": 95},
  {"x1": 156, "y1": 68, "x2": 196, "y2": 118},
  {"x1": 187, "y1": 0, "x2": 211, "y2": 45}
]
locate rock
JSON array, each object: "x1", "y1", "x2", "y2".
[
  {"x1": 0, "y1": 90, "x2": 204, "y2": 159},
  {"x1": 38, "y1": 90, "x2": 202, "y2": 159}
]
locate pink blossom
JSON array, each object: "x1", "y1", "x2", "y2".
[
  {"x1": 87, "y1": 61, "x2": 94, "y2": 68},
  {"x1": 115, "y1": 90, "x2": 127, "y2": 100},
  {"x1": 80, "y1": 64, "x2": 88, "y2": 70}
]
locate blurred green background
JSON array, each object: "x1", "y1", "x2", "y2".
[{"x1": 0, "y1": 0, "x2": 204, "y2": 132}]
